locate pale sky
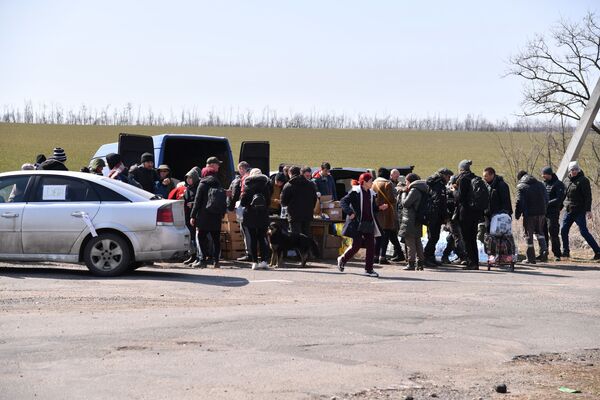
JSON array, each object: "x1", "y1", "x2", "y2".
[{"x1": 0, "y1": 0, "x2": 597, "y2": 121}]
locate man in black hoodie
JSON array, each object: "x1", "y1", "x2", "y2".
[
  {"x1": 423, "y1": 168, "x2": 453, "y2": 266},
  {"x1": 129, "y1": 152, "x2": 159, "y2": 193},
  {"x1": 541, "y1": 166, "x2": 565, "y2": 261},
  {"x1": 483, "y1": 167, "x2": 513, "y2": 225},
  {"x1": 456, "y1": 160, "x2": 487, "y2": 270},
  {"x1": 280, "y1": 166, "x2": 318, "y2": 236},
  {"x1": 515, "y1": 170, "x2": 548, "y2": 263},
  {"x1": 560, "y1": 161, "x2": 600, "y2": 260}
]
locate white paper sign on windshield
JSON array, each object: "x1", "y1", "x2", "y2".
[{"x1": 42, "y1": 185, "x2": 67, "y2": 201}]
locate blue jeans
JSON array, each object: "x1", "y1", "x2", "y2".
[{"x1": 561, "y1": 212, "x2": 600, "y2": 254}]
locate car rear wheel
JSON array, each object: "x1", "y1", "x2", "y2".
[{"x1": 84, "y1": 233, "x2": 131, "y2": 276}]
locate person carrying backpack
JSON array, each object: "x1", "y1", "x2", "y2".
[
  {"x1": 190, "y1": 161, "x2": 227, "y2": 269},
  {"x1": 515, "y1": 170, "x2": 549, "y2": 264},
  {"x1": 456, "y1": 160, "x2": 487, "y2": 270},
  {"x1": 240, "y1": 168, "x2": 272, "y2": 270},
  {"x1": 423, "y1": 168, "x2": 453, "y2": 267},
  {"x1": 398, "y1": 173, "x2": 430, "y2": 271}
]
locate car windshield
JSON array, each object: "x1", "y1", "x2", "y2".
[{"x1": 99, "y1": 177, "x2": 156, "y2": 200}]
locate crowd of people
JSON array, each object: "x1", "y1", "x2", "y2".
[{"x1": 22, "y1": 148, "x2": 600, "y2": 277}]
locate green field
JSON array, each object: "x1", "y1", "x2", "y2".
[{"x1": 0, "y1": 123, "x2": 558, "y2": 180}]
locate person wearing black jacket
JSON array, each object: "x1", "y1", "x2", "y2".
[
  {"x1": 483, "y1": 167, "x2": 512, "y2": 220},
  {"x1": 181, "y1": 167, "x2": 201, "y2": 265},
  {"x1": 541, "y1": 166, "x2": 565, "y2": 261},
  {"x1": 423, "y1": 168, "x2": 453, "y2": 266},
  {"x1": 240, "y1": 169, "x2": 272, "y2": 270},
  {"x1": 280, "y1": 166, "x2": 318, "y2": 236},
  {"x1": 455, "y1": 160, "x2": 483, "y2": 270},
  {"x1": 190, "y1": 166, "x2": 226, "y2": 269},
  {"x1": 129, "y1": 152, "x2": 159, "y2": 193},
  {"x1": 442, "y1": 176, "x2": 467, "y2": 264},
  {"x1": 515, "y1": 170, "x2": 548, "y2": 263},
  {"x1": 560, "y1": 161, "x2": 600, "y2": 260},
  {"x1": 338, "y1": 172, "x2": 387, "y2": 277}
]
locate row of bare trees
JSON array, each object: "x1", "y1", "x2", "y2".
[{"x1": 0, "y1": 102, "x2": 573, "y2": 132}]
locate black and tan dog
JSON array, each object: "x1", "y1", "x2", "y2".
[{"x1": 267, "y1": 222, "x2": 320, "y2": 268}]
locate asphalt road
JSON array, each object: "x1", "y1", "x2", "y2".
[{"x1": 1, "y1": 260, "x2": 599, "y2": 399}]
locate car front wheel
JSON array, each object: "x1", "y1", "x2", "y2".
[{"x1": 84, "y1": 233, "x2": 132, "y2": 277}]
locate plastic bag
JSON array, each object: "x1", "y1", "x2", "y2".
[{"x1": 490, "y1": 213, "x2": 512, "y2": 236}]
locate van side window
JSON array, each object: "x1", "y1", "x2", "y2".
[
  {"x1": 0, "y1": 176, "x2": 32, "y2": 203},
  {"x1": 32, "y1": 176, "x2": 99, "y2": 202}
]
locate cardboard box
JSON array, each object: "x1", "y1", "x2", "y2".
[
  {"x1": 323, "y1": 207, "x2": 343, "y2": 221},
  {"x1": 221, "y1": 221, "x2": 241, "y2": 233},
  {"x1": 321, "y1": 201, "x2": 335, "y2": 209},
  {"x1": 320, "y1": 195, "x2": 333, "y2": 203},
  {"x1": 322, "y1": 247, "x2": 341, "y2": 259},
  {"x1": 324, "y1": 234, "x2": 342, "y2": 249},
  {"x1": 222, "y1": 211, "x2": 237, "y2": 222}
]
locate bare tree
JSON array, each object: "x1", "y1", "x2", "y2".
[
  {"x1": 496, "y1": 132, "x2": 546, "y2": 184},
  {"x1": 507, "y1": 11, "x2": 600, "y2": 133}
]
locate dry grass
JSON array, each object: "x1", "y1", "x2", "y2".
[{"x1": 0, "y1": 123, "x2": 538, "y2": 178}]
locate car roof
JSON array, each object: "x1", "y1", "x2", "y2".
[{"x1": 0, "y1": 170, "x2": 153, "y2": 202}]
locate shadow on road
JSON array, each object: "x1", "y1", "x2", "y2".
[
  {"x1": 533, "y1": 263, "x2": 599, "y2": 272},
  {"x1": 0, "y1": 266, "x2": 250, "y2": 287}
]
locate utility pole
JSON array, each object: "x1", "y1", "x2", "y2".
[{"x1": 556, "y1": 77, "x2": 600, "y2": 180}]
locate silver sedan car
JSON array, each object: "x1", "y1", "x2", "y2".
[{"x1": 0, "y1": 170, "x2": 189, "y2": 276}]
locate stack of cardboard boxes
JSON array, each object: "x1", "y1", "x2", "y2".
[
  {"x1": 318, "y1": 195, "x2": 344, "y2": 221},
  {"x1": 309, "y1": 195, "x2": 344, "y2": 259},
  {"x1": 220, "y1": 211, "x2": 246, "y2": 260},
  {"x1": 322, "y1": 233, "x2": 343, "y2": 259}
]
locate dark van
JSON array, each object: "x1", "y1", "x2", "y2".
[{"x1": 91, "y1": 133, "x2": 270, "y2": 187}]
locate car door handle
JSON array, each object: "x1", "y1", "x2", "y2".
[
  {"x1": 1, "y1": 212, "x2": 19, "y2": 218},
  {"x1": 71, "y1": 211, "x2": 86, "y2": 218}
]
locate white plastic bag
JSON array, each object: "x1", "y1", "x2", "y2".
[
  {"x1": 235, "y1": 200, "x2": 244, "y2": 223},
  {"x1": 490, "y1": 213, "x2": 512, "y2": 236}
]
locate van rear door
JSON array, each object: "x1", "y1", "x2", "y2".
[
  {"x1": 118, "y1": 133, "x2": 154, "y2": 168},
  {"x1": 239, "y1": 141, "x2": 270, "y2": 175}
]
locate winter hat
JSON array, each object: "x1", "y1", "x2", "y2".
[
  {"x1": 249, "y1": 168, "x2": 262, "y2": 176},
  {"x1": 438, "y1": 167, "x2": 454, "y2": 177},
  {"x1": 157, "y1": 164, "x2": 170, "y2": 171},
  {"x1": 140, "y1": 152, "x2": 154, "y2": 163},
  {"x1": 568, "y1": 161, "x2": 580, "y2": 172},
  {"x1": 35, "y1": 154, "x2": 46, "y2": 165},
  {"x1": 541, "y1": 166, "x2": 553, "y2": 175},
  {"x1": 89, "y1": 158, "x2": 106, "y2": 170},
  {"x1": 358, "y1": 172, "x2": 373, "y2": 185},
  {"x1": 458, "y1": 159, "x2": 472, "y2": 171},
  {"x1": 52, "y1": 147, "x2": 67, "y2": 162},
  {"x1": 39, "y1": 159, "x2": 68, "y2": 171},
  {"x1": 206, "y1": 156, "x2": 222, "y2": 165},
  {"x1": 21, "y1": 163, "x2": 35, "y2": 170},
  {"x1": 106, "y1": 153, "x2": 121, "y2": 169}
]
